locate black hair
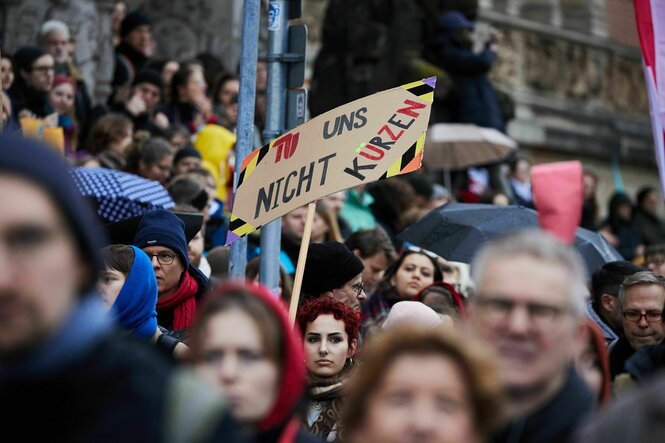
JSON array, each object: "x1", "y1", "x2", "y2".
[
  {"x1": 591, "y1": 260, "x2": 643, "y2": 307},
  {"x1": 345, "y1": 228, "x2": 396, "y2": 262},
  {"x1": 169, "y1": 66, "x2": 195, "y2": 105},
  {"x1": 636, "y1": 186, "x2": 657, "y2": 208}
]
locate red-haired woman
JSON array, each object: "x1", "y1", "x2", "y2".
[
  {"x1": 297, "y1": 297, "x2": 361, "y2": 442},
  {"x1": 189, "y1": 282, "x2": 320, "y2": 443}
]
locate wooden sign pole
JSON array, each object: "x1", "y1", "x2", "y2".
[{"x1": 288, "y1": 200, "x2": 317, "y2": 325}]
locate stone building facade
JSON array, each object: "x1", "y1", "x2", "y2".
[
  {"x1": 304, "y1": 0, "x2": 659, "y2": 207},
  {"x1": 0, "y1": 0, "x2": 251, "y2": 104},
  {"x1": 476, "y1": 0, "x2": 658, "y2": 206}
]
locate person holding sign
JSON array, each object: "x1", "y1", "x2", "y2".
[{"x1": 301, "y1": 241, "x2": 366, "y2": 311}]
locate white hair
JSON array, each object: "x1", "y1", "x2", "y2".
[
  {"x1": 470, "y1": 229, "x2": 588, "y2": 317},
  {"x1": 39, "y1": 20, "x2": 70, "y2": 41}
]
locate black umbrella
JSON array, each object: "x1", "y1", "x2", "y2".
[
  {"x1": 398, "y1": 203, "x2": 623, "y2": 274},
  {"x1": 106, "y1": 212, "x2": 204, "y2": 245}
]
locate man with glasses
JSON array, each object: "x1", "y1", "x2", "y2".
[
  {"x1": 133, "y1": 209, "x2": 211, "y2": 337},
  {"x1": 469, "y1": 230, "x2": 593, "y2": 443},
  {"x1": 39, "y1": 20, "x2": 92, "y2": 128},
  {"x1": 7, "y1": 46, "x2": 54, "y2": 118},
  {"x1": 0, "y1": 134, "x2": 243, "y2": 441},
  {"x1": 608, "y1": 271, "x2": 665, "y2": 379},
  {"x1": 302, "y1": 241, "x2": 366, "y2": 310}
]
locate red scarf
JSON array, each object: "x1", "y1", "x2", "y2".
[{"x1": 156, "y1": 271, "x2": 199, "y2": 330}]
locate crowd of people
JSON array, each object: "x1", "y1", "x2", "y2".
[
  {"x1": 3, "y1": 3, "x2": 665, "y2": 443},
  {"x1": 4, "y1": 124, "x2": 665, "y2": 442}
]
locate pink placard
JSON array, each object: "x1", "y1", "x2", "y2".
[{"x1": 532, "y1": 161, "x2": 583, "y2": 244}]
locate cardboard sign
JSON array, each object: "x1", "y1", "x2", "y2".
[
  {"x1": 20, "y1": 118, "x2": 65, "y2": 154},
  {"x1": 226, "y1": 77, "x2": 436, "y2": 245}
]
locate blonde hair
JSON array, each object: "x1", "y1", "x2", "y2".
[{"x1": 343, "y1": 326, "x2": 503, "y2": 440}]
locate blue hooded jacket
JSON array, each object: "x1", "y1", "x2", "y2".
[{"x1": 111, "y1": 246, "x2": 158, "y2": 339}]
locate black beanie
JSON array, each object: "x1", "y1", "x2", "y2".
[
  {"x1": 132, "y1": 68, "x2": 163, "y2": 89},
  {"x1": 0, "y1": 133, "x2": 106, "y2": 292},
  {"x1": 121, "y1": 11, "x2": 151, "y2": 38},
  {"x1": 133, "y1": 209, "x2": 190, "y2": 269},
  {"x1": 302, "y1": 241, "x2": 364, "y2": 295},
  {"x1": 173, "y1": 146, "x2": 202, "y2": 165},
  {"x1": 14, "y1": 46, "x2": 48, "y2": 72}
]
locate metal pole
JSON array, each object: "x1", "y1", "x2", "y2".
[
  {"x1": 229, "y1": 0, "x2": 261, "y2": 279},
  {"x1": 259, "y1": 0, "x2": 289, "y2": 293}
]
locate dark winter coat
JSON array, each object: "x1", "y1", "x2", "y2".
[
  {"x1": 609, "y1": 335, "x2": 637, "y2": 380},
  {"x1": 489, "y1": 367, "x2": 594, "y2": 443},
  {"x1": 112, "y1": 42, "x2": 149, "y2": 92},
  {"x1": 633, "y1": 209, "x2": 665, "y2": 246},
  {"x1": 435, "y1": 37, "x2": 504, "y2": 131},
  {"x1": 157, "y1": 265, "x2": 211, "y2": 340},
  {"x1": 7, "y1": 81, "x2": 50, "y2": 118},
  {"x1": 0, "y1": 334, "x2": 244, "y2": 442},
  {"x1": 623, "y1": 340, "x2": 665, "y2": 383}
]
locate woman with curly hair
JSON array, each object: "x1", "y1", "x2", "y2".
[{"x1": 297, "y1": 297, "x2": 361, "y2": 442}]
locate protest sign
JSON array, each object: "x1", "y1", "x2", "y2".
[
  {"x1": 532, "y1": 161, "x2": 582, "y2": 244},
  {"x1": 225, "y1": 77, "x2": 436, "y2": 245}
]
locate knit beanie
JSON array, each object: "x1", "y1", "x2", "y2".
[
  {"x1": 0, "y1": 133, "x2": 106, "y2": 292},
  {"x1": 133, "y1": 209, "x2": 190, "y2": 269},
  {"x1": 132, "y1": 68, "x2": 163, "y2": 89},
  {"x1": 302, "y1": 241, "x2": 364, "y2": 295},
  {"x1": 173, "y1": 146, "x2": 202, "y2": 165},
  {"x1": 121, "y1": 11, "x2": 151, "y2": 38},
  {"x1": 14, "y1": 46, "x2": 48, "y2": 73}
]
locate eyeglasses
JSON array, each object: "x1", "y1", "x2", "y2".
[
  {"x1": 32, "y1": 65, "x2": 55, "y2": 74},
  {"x1": 145, "y1": 251, "x2": 177, "y2": 265},
  {"x1": 622, "y1": 310, "x2": 663, "y2": 323},
  {"x1": 351, "y1": 281, "x2": 364, "y2": 296},
  {"x1": 405, "y1": 245, "x2": 440, "y2": 260},
  {"x1": 474, "y1": 297, "x2": 570, "y2": 329}
]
